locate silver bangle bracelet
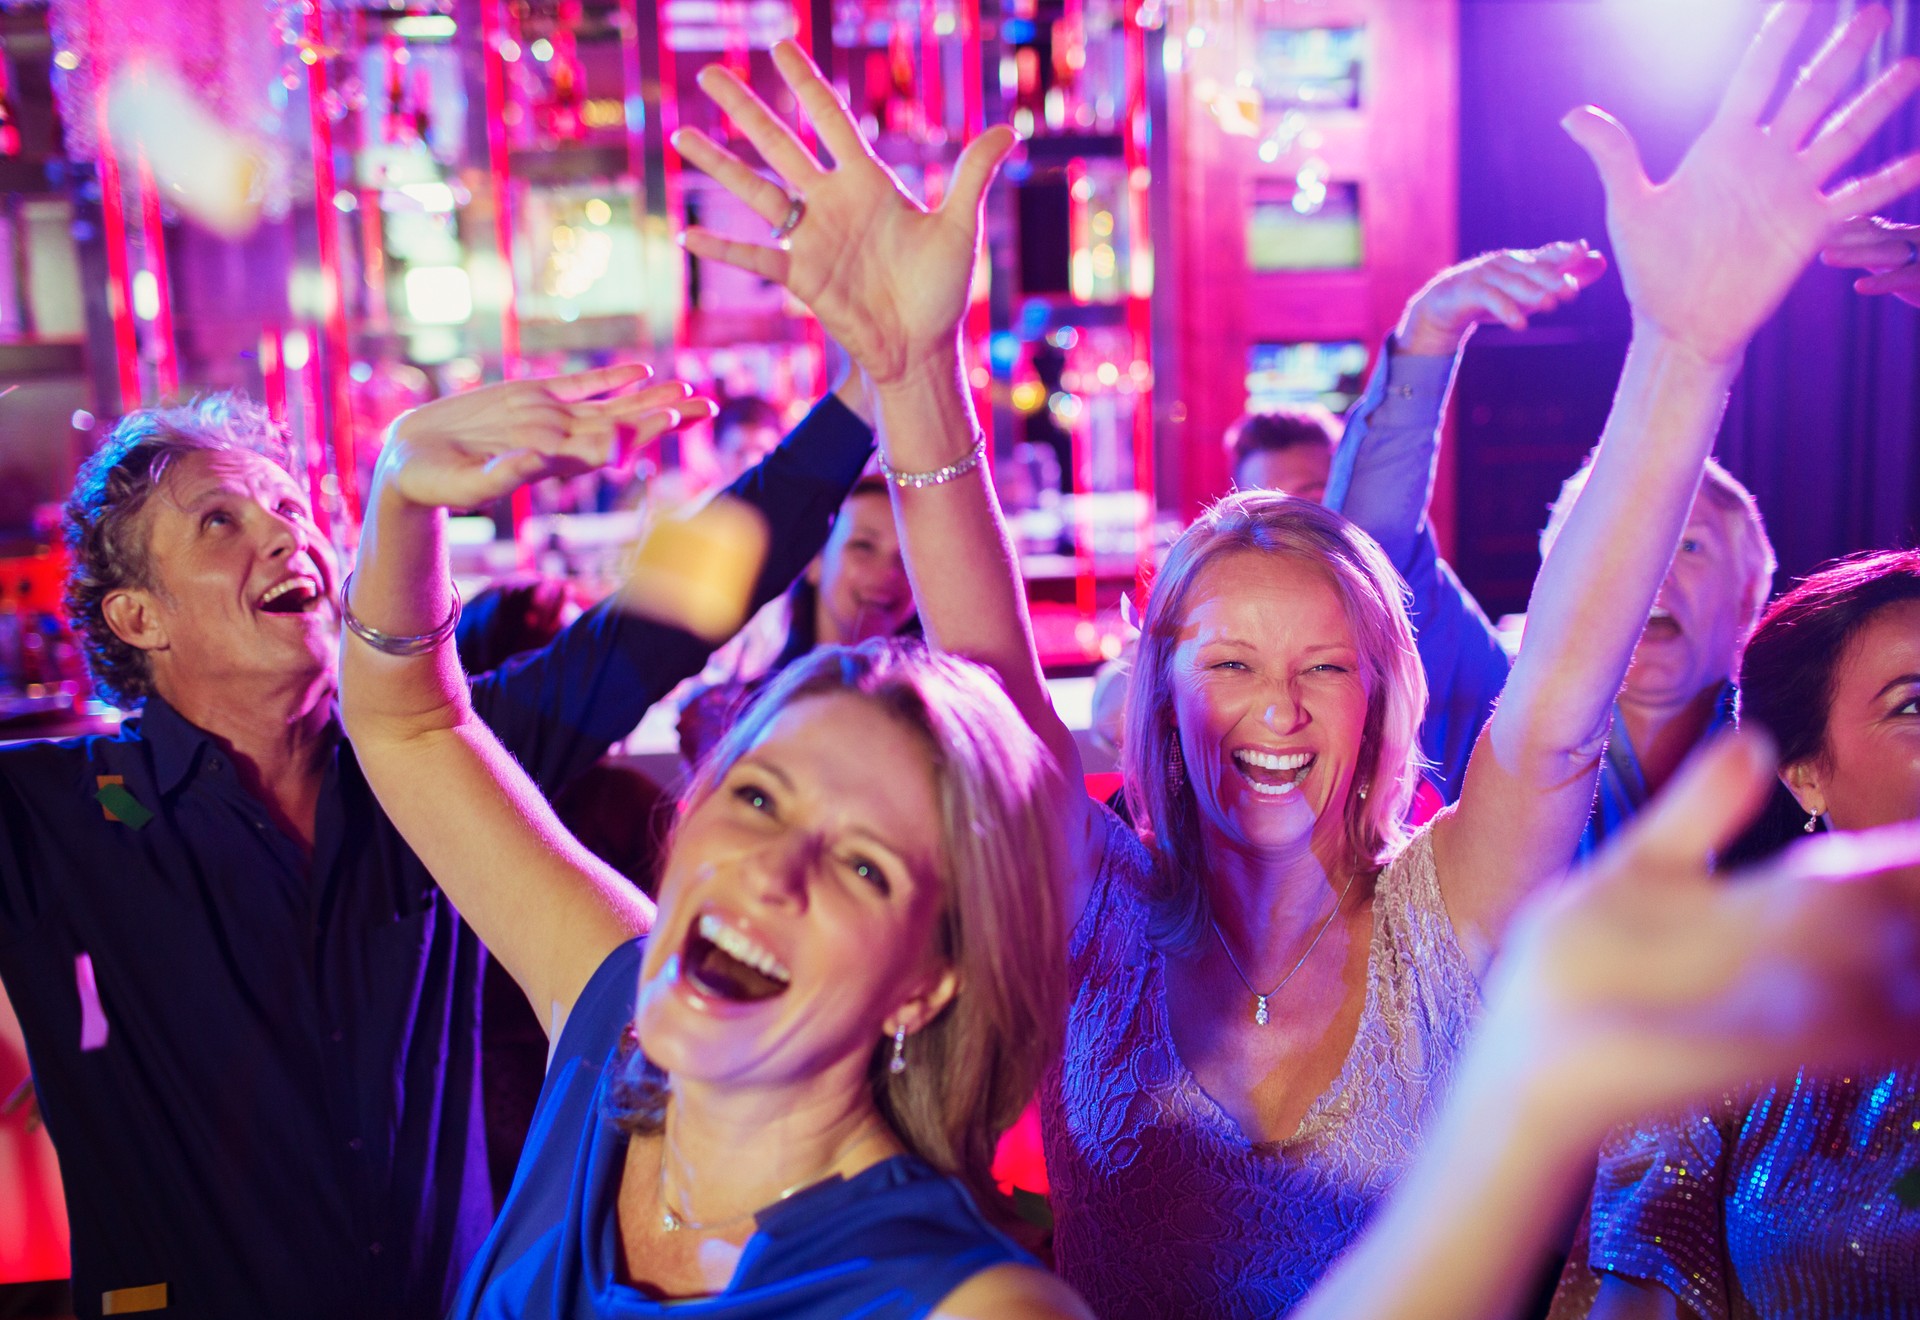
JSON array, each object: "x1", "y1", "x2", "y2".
[
  {"x1": 340, "y1": 571, "x2": 463, "y2": 657},
  {"x1": 878, "y1": 434, "x2": 987, "y2": 489}
]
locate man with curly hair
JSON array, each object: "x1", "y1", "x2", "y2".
[{"x1": 0, "y1": 374, "x2": 874, "y2": 1319}]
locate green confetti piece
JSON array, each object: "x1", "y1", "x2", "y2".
[{"x1": 94, "y1": 783, "x2": 153, "y2": 830}]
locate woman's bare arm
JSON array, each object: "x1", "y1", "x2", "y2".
[
  {"x1": 1437, "y1": 4, "x2": 1920, "y2": 966},
  {"x1": 672, "y1": 45, "x2": 1104, "y2": 927},
  {"x1": 340, "y1": 370, "x2": 696, "y2": 1026}
]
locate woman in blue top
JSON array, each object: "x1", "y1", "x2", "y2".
[{"x1": 337, "y1": 392, "x2": 1085, "y2": 1310}]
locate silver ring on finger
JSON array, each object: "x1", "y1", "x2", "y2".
[{"x1": 771, "y1": 194, "x2": 806, "y2": 248}]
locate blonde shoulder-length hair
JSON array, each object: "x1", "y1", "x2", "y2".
[
  {"x1": 614, "y1": 638, "x2": 1067, "y2": 1233},
  {"x1": 1122, "y1": 491, "x2": 1426, "y2": 952}
]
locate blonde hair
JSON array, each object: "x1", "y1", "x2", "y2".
[
  {"x1": 1121, "y1": 492, "x2": 1426, "y2": 952},
  {"x1": 618, "y1": 639, "x2": 1066, "y2": 1231}
]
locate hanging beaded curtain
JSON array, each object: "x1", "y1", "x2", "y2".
[{"x1": 42, "y1": 0, "x2": 295, "y2": 217}]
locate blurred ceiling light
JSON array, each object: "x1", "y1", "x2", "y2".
[
  {"x1": 282, "y1": 329, "x2": 312, "y2": 372},
  {"x1": 406, "y1": 265, "x2": 474, "y2": 325},
  {"x1": 391, "y1": 15, "x2": 456, "y2": 39},
  {"x1": 131, "y1": 269, "x2": 160, "y2": 322}
]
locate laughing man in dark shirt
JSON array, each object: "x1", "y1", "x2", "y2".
[{"x1": 0, "y1": 366, "x2": 873, "y2": 1318}]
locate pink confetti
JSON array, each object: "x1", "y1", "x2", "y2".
[{"x1": 76, "y1": 953, "x2": 108, "y2": 1051}]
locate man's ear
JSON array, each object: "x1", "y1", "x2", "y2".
[
  {"x1": 102, "y1": 587, "x2": 170, "y2": 657},
  {"x1": 1781, "y1": 759, "x2": 1827, "y2": 820}
]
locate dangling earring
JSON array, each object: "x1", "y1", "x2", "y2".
[
  {"x1": 889, "y1": 1023, "x2": 908, "y2": 1075},
  {"x1": 1803, "y1": 809, "x2": 1820, "y2": 834},
  {"x1": 1357, "y1": 781, "x2": 1370, "y2": 802},
  {"x1": 1168, "y1": 740, "x2": 1186, "y2": 790}
]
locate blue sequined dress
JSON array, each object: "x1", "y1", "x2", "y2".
[{"x1": 1554, "y1": 1068, "x2": 1920, "y2": 1319}]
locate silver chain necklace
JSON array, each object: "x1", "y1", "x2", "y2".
[
  {"x1": 1210, "y1": 869, "x2": 1359, "y2": 1026},
  {"x1": 654, "y1": 1113, "x2": 866, "y2": 1235}
]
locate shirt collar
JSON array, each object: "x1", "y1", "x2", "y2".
[
  {"x1": 132, "y1": 694, "x2": 216, "y2": 795},
  {"x1": 132, "y1": 692, "x2": 345, "y2": 795}
]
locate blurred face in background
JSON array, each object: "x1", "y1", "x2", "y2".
[
  {"x1": 1233, "y1": 444, "x2": 1333, "y2": 504},
  {"x1": 1622, "y1": 493, "x2": 1758, "y2": 712},
  {"x1": 716, "y1": 420, "x2": 783, "y2": 478},
  {"x1": 810, "y1": 490, "x2": 913, "y2": 647}
]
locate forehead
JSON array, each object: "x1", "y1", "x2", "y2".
[
  {"x1": 1236, "y1": 446, "x2": 1330, "y2": 493},
  {"x1": 1833, "y1": 598, "x2": 1920, "y2": 703},
  {"x1": 158, "y1": 447, "x2": 304, "y2": 508},
  {"x1": 742, "y1": 692, "x2": 942, "y2": 862},
  {"x1": 836, "y1": 491, "x2": 898, "y2": 537},
  {"x1": 1178, "y1": 550, "x2": 1354, "y2": 646}
]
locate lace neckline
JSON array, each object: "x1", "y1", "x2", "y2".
[{"x1": 1160, "y1": 888, "x2": 1390, "y2": 1152}]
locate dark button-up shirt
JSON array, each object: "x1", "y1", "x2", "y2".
[{"x1": 0, "y1": 396, "x2": 872, "y2": 1319}]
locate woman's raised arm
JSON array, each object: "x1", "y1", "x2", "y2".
[
  {"x1": 1437, "y1": 4, "x2": 1920, "y2": 966},
  {"x1": 340, "y1": 368, "x2": 697, "y2": 1026},
  {"x1": 1300, "y1": 731, "x2": 1920, "y2": 1320},
  {"x1": 673, "y1": 44, "x2": 1103, "y2": 924}
]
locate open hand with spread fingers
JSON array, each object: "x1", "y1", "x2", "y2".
[
  {"x1": 377, "y1": 365, "x2": 714, "y2": 511},
  {"x1": 1820, "y1": 212, "x2": 1920, "y2": 306},
  {"x1": 1564, "y1": 3, "x2": 1920, "y2": 367},
  {"x1": 1482, "y1": 730, "x2": 1920, "y2": 1140},
  {"x1": 672, "y1": 42, "x2": 1015, "y2": 389},
  {"x1": 1397, "y1": 240, "x2": 1609, "y2": 356}
]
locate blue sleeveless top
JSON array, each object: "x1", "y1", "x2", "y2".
[{"x1": 450, "y1": 939, "x2": 1033, "y2": 1319}]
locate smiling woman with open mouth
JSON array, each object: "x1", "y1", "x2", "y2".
[{"x1": 337, "y1": 363, "x2": 1085, "y2": 1313}]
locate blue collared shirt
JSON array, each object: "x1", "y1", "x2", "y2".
[
  {"x1": 1325, "y1": 341, "x2": 1735, "y2": 845},
  {"x1": 1326, "y1": 340, "x2": 1513, "y2": 803},
  {"x1": 1576, "y1": 684, "x2": 1739, "y2": 862},
  {"x1": 0, "y1": 396, "x2": 872, "y2": 1319}
]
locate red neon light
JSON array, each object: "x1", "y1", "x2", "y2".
[
  {"x1": 1122, "y1": 7, "x2": 1155, "y2": 591},
  {"x1": 136, "y1": 156, "x2": 178, "y2": 398},
  {"x1": 94, "y1": 109, "x2": 140, "y2": 409},
  {"x1": 306, "y1": 5, "x2": 361, "y2": 527}
]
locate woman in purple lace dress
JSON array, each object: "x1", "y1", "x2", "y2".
[{"x1": 830, "y1": 4, "x2": 1917, "y2": 1313}]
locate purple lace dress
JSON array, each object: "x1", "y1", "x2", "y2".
[{"x1": 1041, "y1": 809, "x2": 1483, "y2": 1318}]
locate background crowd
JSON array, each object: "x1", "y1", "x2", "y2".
[{"x1": 5, "y1": 6, "x2": 1920, "y2": 1320}]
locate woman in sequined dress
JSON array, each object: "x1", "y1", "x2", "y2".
[{"x1": 1560, "y1": 550, "x2": 1920, "y2": 1320}]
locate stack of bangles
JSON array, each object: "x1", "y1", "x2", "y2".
[
  {"x1": 339, "y1": 571, "x2": 464, "y2": 656},
  {"x1": 878, "y1": 434, "x2": 988, "y2": 489}
]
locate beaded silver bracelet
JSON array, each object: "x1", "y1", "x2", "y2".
[
  {"x1": 340, "y1": 571, "x2": 463, "y2": 656},
  {"x1": 878, "y1": 434, "x2": 987, "y2": 489}
]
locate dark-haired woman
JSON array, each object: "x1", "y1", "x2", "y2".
[{"x1": 1561, "y1": 550, "x2": 1920, "y2": 1320}]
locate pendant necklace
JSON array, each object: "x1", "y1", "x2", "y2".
[
  {"x1": 1210, "y1": 868, "x2": 1359, "y2": 1026},
  {"x1": 655, "y1": 1115, "x2": 863, "y2": 1234}
]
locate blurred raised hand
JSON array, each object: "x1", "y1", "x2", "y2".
[
  {"x1": 672, "y1": 43, "x2": 1014, "y2": 387},
  {"x1": 1564, "y1": 3, "x2": 1920, "y2": 365},
  {"x1": 1396, "y1": 241, "x2": 1609, "y2": 355},
  {"x1": 1485, "y1": 730, "x2": 1920, "y2": 1135},
  {"x1": 1820, "y1": 213, "x2": 1920, "y2": 306},
  {"x1": 376, "y1": 365, "x2": 711, "y2": 511}
]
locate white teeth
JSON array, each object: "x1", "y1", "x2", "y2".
[
  {"x1": 1245, "y1": 778, "x2": 1301, "y2": 797},
  {"x1": 696, "y1": 913, "x2": 791, "y2": 984},
  {"x1": 1649, "y1": 606, "x2": 1673, "y2": 621},
  {"x1": 258, "y1": 576, "x2": 319, "y2": 608},
  {"x1": 1233, "y1": 749, "x2": 1312, "y2": 772}
]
